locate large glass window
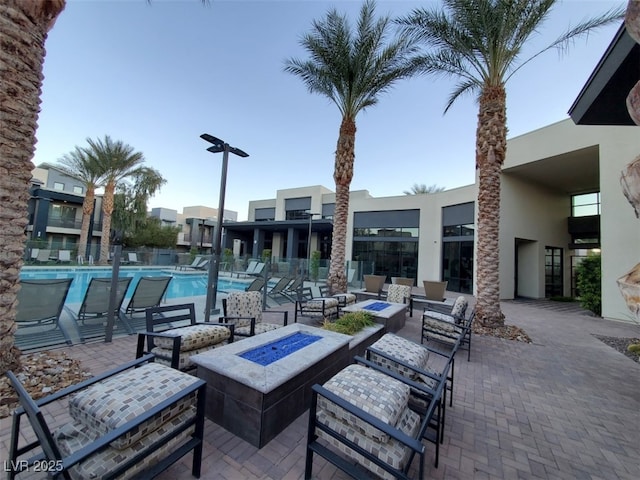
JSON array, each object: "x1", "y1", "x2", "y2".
[
  {"x1": 545, "y1": 247, "x2": 563, "y2": 297},
  {"x1": 442, "y1": 241, "x2": 473, "y2": 294},
  {"x1": 572, "y1": 192, "x2": 600, "y2": 216},
  {"x1": 352, "y1": 240, "x2": 418, "y2": 281},
  {"x1": 49, "y1": 204, "x2": 78, "y2": 228}
]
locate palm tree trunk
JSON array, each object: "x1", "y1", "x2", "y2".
[
  {"x1": 475, "y1": 84, "x2": 507, "y2": 328},
  {"x1": 99, "y1": 180, "x2": 115, "y2": 265},
  {"x1": 327, "y1": 117, "x2": 356, "y2": 294},
  {"x1": 77, "y1": 185, "x2": 95, "y2": 261},
  {"x1": 0, "y1": 0, "x2": 65, "y2": 374}
]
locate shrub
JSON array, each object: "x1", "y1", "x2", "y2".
[
  {"x1": 322, "y1": 311, "x2": 375, "y2": 335},
  {"x1": 576, "y1": 254, "x2": 601, "y2": 316}
]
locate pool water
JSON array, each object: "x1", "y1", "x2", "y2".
[{"x1": 19, "y1": 268, "x2": 250, "y2": 304}]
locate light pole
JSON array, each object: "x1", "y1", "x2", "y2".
[
  {"x1": 306, "y1": 211, "x2": 320, "y2": 281},
  {"x1": 201, "y1": 134, "x2": 249, "y2": 321}
]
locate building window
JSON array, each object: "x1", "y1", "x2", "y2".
[
  {"x1": 53, "y1": 182, "x2": 64, "y2": 190},
  {"x1": 73, "y1": 186, "x2": 84, "y2": 194},
  {"x1": 48, "y1": 204, "x2": 78, "y2": 228},
  {"x1": 286, "y1": 210, "x2": 312, "y2": 220},
  {"x1": 572, "y1": 192, "x2": 600, "y2": 217}
]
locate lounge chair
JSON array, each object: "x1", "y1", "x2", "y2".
[
  {"x1": 57, "y1": 249, "x2": 72, "y2": 263},
  {"x1": 121, "y1": 276, "x2": 172, "y2": 330},
  {"x1": 194, "y1": 259, "x2": 209, "y2": 270},
  {"x1": 179, "y1": 256, "x2": 203, "y2": 270},
  {"x1": 126, "y1": 252, "x2": 142, "y2": 264},
  {"x1": 249, "y1": 262, "x2": 266, "y2": 276},
  {"x1": 28, "y1": 248, "x2": 39, "y2": 263},
  {"x1": 267, "y1": 276, "x2": 293, "y2": 303},
  {"x1": 233, "y1": 260, "x2": 259, "y2": 278},
  {"x1": 34, "y1": 248, "x2": 51, "y2": 264},
  {"x1": 14, "y1": 278, "x2": 74, "y2": 351},
  {"x1": 245, "y1": 277, "x2": 265, "y2": 292},
  {"x1": 64, "y1": 277, "x2": 133, "y2": 342}
]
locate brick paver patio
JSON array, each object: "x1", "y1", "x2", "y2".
[{"x1": 1, "y1": 297, "x2": 638, "y2": 479}]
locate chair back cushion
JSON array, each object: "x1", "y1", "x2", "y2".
[
  {"x1": 153, "y1": 324, "x2": 230, "y2": 351},
  {"x1": 386, "y1": 284, "x2": 411, "y2": 303},
  {"x1": 225, "y1": 291, "x2": 263, "y2": 326},
  {"x1": 450, "y1": 296, "x2": 468, "y2": 318}
]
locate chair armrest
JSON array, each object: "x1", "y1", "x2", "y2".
[{"x1": 266, "y1": 309, "x2": 289, "y2": 326}]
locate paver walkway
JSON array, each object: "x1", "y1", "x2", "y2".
[{"x1": 1, "y1": 297, "x2": 638, "y2": 479}]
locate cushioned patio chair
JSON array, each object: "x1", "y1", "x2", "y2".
[
  {"x1": 220, "y1": 290, "x2": 289, "y2": 337},
  {"x1": 15, "y1": 278, "x2": 74, "y2": 351},
  {"x1": 136, "y1": 303, "x2": 233, "y2": 371},
  {"x1": 6, "y1": 354, "x2": 206, "y2": 480},
  {"x1": 305, "y1": 362, "x2": 444, "y2": 480},
  {"x1": 384, "y1": 283, "x2": 414, "y2": 316},
  {"x1": 421, "y1": 296, "x2": 474, "y2": 361},
  {"x1": 294, "y1": 287, "x2": 339, "y2": 323},
  {"x1": 64, "y1": 277, "x2": 133, "y2": 342},
  {"x1": 121, "y1": 276, "x2": 172, "y2": 329},
  {"x1": 318, "y1": 284, "x2": 356, "y2": 313}
]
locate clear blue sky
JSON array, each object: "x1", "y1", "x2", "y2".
[{"x1": 33, "y1": 0, "x2": 624, "y2": 220}]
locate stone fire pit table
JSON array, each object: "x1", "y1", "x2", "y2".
[
  {"x1": 341, "y1": 299, "x2": 407, "y2": 332},
  {"x1": 191, "y1": 324, "x2": 351, "y2": 448}
]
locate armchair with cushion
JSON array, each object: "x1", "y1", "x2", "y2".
[
  {"x1": 318, "y1": 284, "x2": 356, "y2": 311},
  {"x1": 136, "y1": 303, "x2": 234, "y2": 371},
  {"x1": 7, "y1": 354, "x2": 206, "y2": 480},
  {"x1": 294, "y1": 287, "x2": 339, "y2": 323},
  {"x1": 421, "y1": 295, "x2": 474, "y2": 361},
  {"x1": 305, "y1": 362, "x2": 445, "y2": 480},
  {"x1": 220, "y1": 290, "x2": 289, "y2": 337},
  {"x1": 384, "y1": 283, "x2": 414, "y2": 316}
]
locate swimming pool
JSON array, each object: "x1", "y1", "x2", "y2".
[{"x1": 19, "y1": 268, "x2": 252, "y2": 304}]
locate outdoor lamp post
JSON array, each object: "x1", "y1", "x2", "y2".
[
  {"x1": 201, "y1": 134, "x2": 249, "y2": 321},
  {"x1": 306, "y1": 211, "x2": 320, "y2": 281}
]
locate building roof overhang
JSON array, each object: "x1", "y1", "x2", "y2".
[
  {"x1": 569, "y1": 23, "x2": 640, "y2": 125},
  {"x1": 222, "y1": 219, "x2": 334, "y2": 234}
]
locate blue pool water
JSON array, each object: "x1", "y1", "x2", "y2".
[
  {"x1": 238, "y1": 333, "x2": 322, "y2": 366},
  {"x1": 19, "y1": 268, "x2": 250, "y2": 304}
]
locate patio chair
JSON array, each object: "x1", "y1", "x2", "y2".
[
  {"x1": 422, "y1": 280, "x2": 448, "y2": 302},
  {"x1": 233, "y1": 260, "x2": 258, "y2": 278},
  {"x1": 56, "y1": 249, "x2": 72, "y2": 263},
  {"x1": 245, "y1": 276, "x2": 266, "y2": 292},
  {"x1": 28, "y1": 248, "x2": 39, "y2": 263},
  {"x1": 281, "y1": 276, "x2": 304, "y2": 299},
  {"x1": 126, "y1": 252, "x2": 142, "y2": 264},
  {"x1": 14, "y1": 278, "x2": 74, "y2": 351},
  {"x1": 64, "y1": 277, "x2": 133, "y2": 342},
  {"x1": 34, "y1": 248, "x2": 51, "y2": 264},
  {"x1": 6, "y1": 355, "x2": 206, "y2": 480},
  {"x1": 305, "y1": 362, "x2": 444, "y2": 480},
  {"x1": 220, "y1": 290, "x2": 289, "y2": 337},
  {"x1": 421, "y1": 296, "x2": 474, "y2": 361},
  {"x1": 384, "y1": 283, "x2": 414, "y2": 316},
  {"x1": 267, "y1": 276, "x2": 293, "y2": 303},
  {"x1": 121, "y1": 276, "x2": 172, "y2": 330},
  {"x1": 294, "y1": 287, "x2": 339, "y2": 323},
  {"x1": 193, "y1": 258, "x2": 210, "y2": 270},
  {"x1": 136, "y1": 303, "x2": 234, "y2": 371},
  {"x1": 318, "y1": 284, "x2": 356, "y2": 311},
  {"x1": 179, "y1": 255, "x2": 203, "y2": 270}
]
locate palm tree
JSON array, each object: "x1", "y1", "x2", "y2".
[
  {"x1": 58, "y1": 145, "x2": 106, "y2": 262},
  {"x1": 397, "y1": 0, "x2": 622, "y2": 328},
  {"x1": 403, "y1": 183, "x2": 444, "y2": 195},
  {"x1": 82, "y1": 136, "x2": 146, "y2": 265},
  {"x1": 284, "y1": 0, "x2": 418, "y2": 293},
  {"x1": 0, "y1": 1, "x2": 66, "y2": 373}
]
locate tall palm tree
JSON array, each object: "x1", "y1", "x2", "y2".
[
  {"x1": 83, "y1": 136, "x2": 145, "y2": 265},
  {"x1": 0, "y1": 1, "x2": 66, "y2": 372},
  {"x1": 403, "y1": 183, "x2": 445, "y2": 195},
  {"x1": 284, "y1": 0, "x2": 418, "y2": 293},
  {"x1": 397, "y1": 0, "x2": 623, "y2": 328},
  {"x1": 58, "y1": 145, "x2": 106, "y2": 262}
]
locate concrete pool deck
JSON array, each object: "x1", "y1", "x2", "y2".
[{"x1": 2, "y1": 295, "x2": 639, "y2": 479}]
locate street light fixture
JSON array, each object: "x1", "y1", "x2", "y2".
[
  {"x1": 201, "y1": 134, "x2": 249, "y2": 321},
  {"x1": 306, "y1": 211, "x2": 320, "y2": 281}
]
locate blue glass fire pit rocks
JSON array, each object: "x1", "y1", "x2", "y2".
[
  {"x1": 363, "y1": 301, "x2": 391, "y2": 312},
  {"x1": 238, "y1": 332, "x2": 322, "y2": 366}
]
